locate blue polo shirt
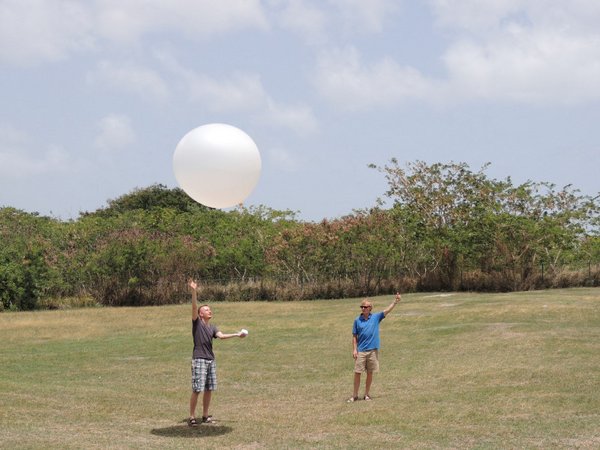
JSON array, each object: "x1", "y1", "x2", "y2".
[{"x1": 352, "y1": 311, "x2": 385, "y2": 352}]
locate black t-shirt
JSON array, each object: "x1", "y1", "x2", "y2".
[{"x1": 192, "y1": 319, "x2": 218, "y2": 360}]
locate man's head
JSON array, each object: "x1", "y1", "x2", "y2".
[
  {"x1": 360, "y1": 299, "x2": 372, "y2": 316},
  {"x1": 198, "y1": 304, "x2": 212, "y2": 321}
]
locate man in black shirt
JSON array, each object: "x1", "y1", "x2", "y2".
[{"x1": 188, "y1": 280, "x2": 246, "y2": 426}]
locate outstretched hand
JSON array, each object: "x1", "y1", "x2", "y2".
[
  {"x1": 188, "y1": 280, "x2": 198, "y2": 291},
  {"x1": 394, "y1": 292, "x2": 402, "y2": 304}
]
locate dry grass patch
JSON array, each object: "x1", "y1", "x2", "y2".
[{"x1": 1, "y1": 288, "x2": 599, "y2": 449}]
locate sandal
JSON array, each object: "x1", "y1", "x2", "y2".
[
  {"x1": 364, "y1": 395, "x2": 372, "y2": 401},
  {"x1": 347, "y1": 396, "x2": 359, "y2": 403},
  {"x1": 188, "y1": 417, "x2": 198, "y2": 427},
  {"x1": 201, "y1": 415, "x2": 214, "y2": 423}
]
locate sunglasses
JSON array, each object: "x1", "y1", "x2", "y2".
[{"x1": 360, "y1": 305, "x2": 371, "y2": 309}]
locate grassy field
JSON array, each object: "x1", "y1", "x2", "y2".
[{"x1": 1, "y1": 288, "x2": 599, "y2": 449}]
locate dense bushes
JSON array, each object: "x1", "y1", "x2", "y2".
[
  {"x1": 0, "y1": 209, "x2": 58, "y2": 310},
  {"x1": 1, "y1": 165, "x2": 599, "y2": 311}
]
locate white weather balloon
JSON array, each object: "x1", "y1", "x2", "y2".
[{"x1": 173, "y1": 123, "x2": 262, "y2": 209}]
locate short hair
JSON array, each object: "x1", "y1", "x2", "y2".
[{"x1": 360, "y1": 299, "x2": 372, "y2": 308}]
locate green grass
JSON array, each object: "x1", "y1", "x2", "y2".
[{"x1": 1, "y1": 288, "x2": 599, "y2": 449}]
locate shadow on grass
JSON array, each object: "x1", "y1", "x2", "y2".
[{"x1": 151, "y1": 421, "x2": 233, "y2": 438}]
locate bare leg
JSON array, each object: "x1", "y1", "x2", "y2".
[
  {"x1": 365, "y1": 371, "x2": 373, "y2": 398},
  {"x1": 353, "y1": 372, "x2": 361, "y2": 398},
  {"x1": 202, "y1": 390, "x2": 212, "y2": 418},
  {"x1": 189, "y1": 391, "x2": 199, "y2": 418}
]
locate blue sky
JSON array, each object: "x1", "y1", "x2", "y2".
[{"x1": 1, "y1": 0, "x2": 599, "y2": 221}]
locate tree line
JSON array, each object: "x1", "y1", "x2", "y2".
[{"x1": 1, "y1": 160, "x2": 599, "y2": 311}]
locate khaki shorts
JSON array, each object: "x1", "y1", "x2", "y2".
[{"x1": 354, "y1": 349, "x2": 379, "y2": 374}]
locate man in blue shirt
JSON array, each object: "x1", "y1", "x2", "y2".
[{"x1": 348, "y1": 293, "x2": 402, "y2": 402}]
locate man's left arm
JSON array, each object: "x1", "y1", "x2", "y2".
[
  {"x1": 216, "y1": 331, "x2": 246, "y2": 339},
  {"x1": 383, "y1": 292, "x2": 402, "y2": 317}
]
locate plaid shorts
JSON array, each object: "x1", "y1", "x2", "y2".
[{"x1": 191, "y1": 358, "x2": 217, "y2": 392}]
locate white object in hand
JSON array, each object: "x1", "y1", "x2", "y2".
[{"x1": 240, "y1": 329, "x2": 248, "y2": 335}]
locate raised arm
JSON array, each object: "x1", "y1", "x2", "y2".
[
  {"x1": 189, "y1": 280, "x2": 199, "y2": 321},
  {"x1": 383, "y1": 292, "x2": 402, "y2": 317}
]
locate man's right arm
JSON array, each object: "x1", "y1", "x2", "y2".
[
  {"x1": 189, "y1": 280, "x2": 198, "y2": 321},
  {"x1": 352, "y1": 334, "x2": 358, "y2": 360}
]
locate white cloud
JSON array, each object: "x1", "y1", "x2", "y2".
[
  {"x1": 0, "y1": 0, "x2": 93, "y2": 66},
  {"x1": 95, "y1": 0, "x2": 268, "y2": 44},
  {"x1": 186, "y1": 73, "x2": 319, "y2": 134},
  {"x1": 328, "y1": 0, "x2": 400, "y2": 33},
  {"x1": 264, "y1": 99, "x2": 318, "y2": 135},
  {"x1": 430, "y1": 0, "x2": 600, "y2": 34},
  {"x1": 157, "y1": 50, "x2": 319, "y2": 133},
  {"x1": 314, "y1": 46, "x2": 433, "y2": 110},
  {"x1": 185, "y1": 71, "x2": 318, "y2": 134},
  {"x1": 0, "y1": 124, "x2": 72, "y2": 177},
  {"x1": 94, "y1": 114, "x2": 136, "y2": 152},
  {"x1": 429, "y1": 0, "x2": 524, "y2": 33},
  {"x1": 314, "y1": 3, "x2": 600, "y2": 108},
  {"x1": 433, "y1": 1, "x2": 600, "y2": 104},
  {"x1": 0, "y1": 145, "x2": 71, "y2": 177},
  {"x1": 275, "y1": 0, "x2": 327, "y2": 44},
  {"x1": 272, "y1": 0, "x2": 400, "y2": 44},
  {"x1": 188, "y1": 72, "x2": 267, "y2": 112},
  {"x1": 444, "y1": 26, "x2": 600, "y2": 104},
  {"x1": 0, "y1": 0, "x2": 268, "y2": 66},
  {"x1": 89, "y1": 60, "x2": 170, "y2": 101},
  {"x1": 155, "y1": 50, "x2": 266, "y2": 111}
]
